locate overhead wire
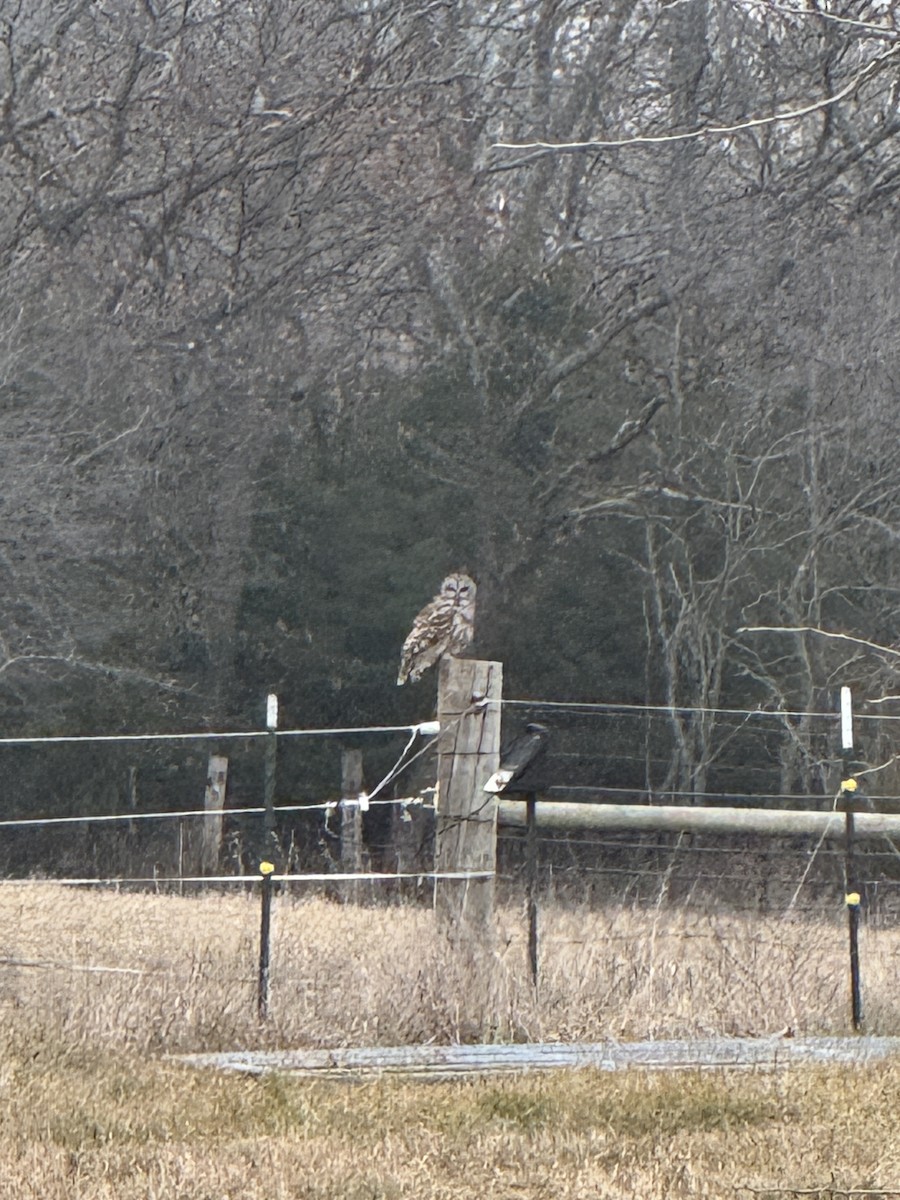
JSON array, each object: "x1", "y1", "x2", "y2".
[
  {"x1": 0, "y1": 721, "x2": 428, "y2": 747},
  {"x1": 0, "y1": 796, "x2": 435, "y2": 831},
  {"x1": 0, "y1": 695, "x2": 896, "y2": 753},
  {"x1": 500, "y1": 698, "x2": 900, "y2": 723},
  {"x1": 0, "y1": 869, "x2": 494, "y2": 887},
  {"x1": 499, "y1": 698, "x2": 846, "y2": 720},
  {"x1": 539, "y1": 784, "x2": 879, "y2": 803}
]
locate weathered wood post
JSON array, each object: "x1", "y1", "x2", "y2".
[
  {"x1": 125, "y1": 765, "x2": 139, "y2": 875},
  {"x1": 340, "y1": 748, "x2": 365, "y2": 902},
  {"x1": 127, "y1": 766, "x2": 138, "y2": 836},
  {"x1": 434, "y1": 657, "x2": 502, "y2": 928},
  {"x1": 201, "y1": 754, "x2": 228, "y2": 874}
]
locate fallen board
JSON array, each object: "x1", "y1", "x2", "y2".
[{"x1": 179, "y1": 1036, "x2": 900, "y2": 1081}]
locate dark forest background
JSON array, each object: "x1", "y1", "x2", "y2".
[{"x1": 1, "y1": 0, "x2": 900, "y2": 828}]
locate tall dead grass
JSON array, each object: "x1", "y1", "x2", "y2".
[{"x1": 0, "y1": 883, "x2": 896, "y2": 1052}]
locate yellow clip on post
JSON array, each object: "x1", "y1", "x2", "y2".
[
  {"x1": 845, "y1": 892, "x2": 861, "y2": 907},
  {"x1": 841, "y1": 778, "x2": 858, "y2": 793},
  {"x1": 259, "y1": 861, "x2": 275, "y2": 876}
]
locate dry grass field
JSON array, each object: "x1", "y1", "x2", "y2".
[
  {"x1": 1, "y1": 883, "x2": 899, "y2": 1197},
  {"x1": 2, "y1": 883, "x2": 898, "y2": 1050}
]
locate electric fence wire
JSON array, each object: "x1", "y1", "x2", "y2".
[
  {"x1": 2, "y1": 694, "x2": 900, "y2": 750},
  {"x1": 0, "y1": 720, "x2": 430, "y2": 747},
  {"x1": 0, "y1": 796, "x2": 434, "y2": 832},
  {"x1": 500, "y1": 697, "x2": 900, "y2": 722},
  {"x1": 0, "y1": 869, "x2": 494, "y2": 887},
  {"x1": 495, "y1": 831, "x2": 896, "y2": 857},
  {"x1": 5, "y1": 698, "x2": 900, "y2": 904}
]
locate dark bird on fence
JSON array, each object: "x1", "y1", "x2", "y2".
[
  {"x1": 484, "y1": 723, "x2": 549, "y2": 793},
  {"x1": 397, "y1": 572, "x2": 477, "y2": 685}
]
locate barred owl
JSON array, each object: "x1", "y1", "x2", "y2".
[{"x1": 396, "y1": 572, "x2": 477, "y2": 685}]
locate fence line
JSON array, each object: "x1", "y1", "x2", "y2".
[
  {"x1": 0, "y1": 870, "x2": 494, "y2": 887},
  {"x1": 3, "y1": 675, "x2": 898, "y2": 1041},
  {"x1": 0, "y1": 795, "x2": 434, "y2": 831},
  {"x1": 497, "y1": 830, "x2": 900, "y2": 858},
  {"x1": 0, "y1": 720, "x2": 437, "y2": 747},
  {"x1": 499, "y1": 698, "x2": 850, "y2": 720},
  {"x1": 541, "y1": 783, "x2": 895, "y2": 803},
  {"x1": 5, "y1": 695, "x2": 900, "y2": 750}
]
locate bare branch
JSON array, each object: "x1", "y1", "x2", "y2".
[
  {"x1": 536, "y1": 395, "x2": 669, "y2": 511},
  {"x1": 493, "y1": 46, "x2": 900, "y2": 155},
  {"x1": 737, "y1": 625, "x2": 900, "y2": 661},
  {"x1": 68, "y1": 406, "x2": 150, "y2": 468},
  {"x1": 0, "y1": 651, "x2": 204, "y2": 697},
  {"x1": 741, "y1": 0, "x2": 900, "y2": 40}
]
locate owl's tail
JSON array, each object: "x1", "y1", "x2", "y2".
[{"x1": 397, "y1": 657, "x2": 420, "y2": 685}]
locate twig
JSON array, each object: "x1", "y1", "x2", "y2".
[
  {"x1": 742, "y1": 0, "x2": 900, "y2": 39},
  {"x1": 737, "y1": 625, "x2": 900, "y2": 661},
  {"x1": 69, "y1": 405, "x2": 150, "y2": 468},
  {"x1": 494, "y1": 47, "x2": 899, "y2": 154}
]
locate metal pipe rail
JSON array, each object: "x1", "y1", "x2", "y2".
[{"x1": 497, "y1": 800, "x2": 900, "y2": 839}]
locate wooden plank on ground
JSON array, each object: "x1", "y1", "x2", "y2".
[{"x1": 178, "y1": 1036, "x2": 900, "y2": 1080}]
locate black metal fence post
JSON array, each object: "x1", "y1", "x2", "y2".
[
  {"x1": 840, "y1": 686, "x2": 863, "y2": 1032},
  {"x1": 842, "y1": 779, "x2": 863, "y2": 1032},
  {"x1": 258, "y1": 860, "x2": 275, "y2": 1021},
  {"x1": 526, "y1": 793, "x2": 539, "y2": 987}
]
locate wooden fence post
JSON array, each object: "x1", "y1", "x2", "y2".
[
  {"x1": 434, "y1": 658, "x2": 502, "y2": 928},
  {"x1": 340, "y1": 748, "x2": 364, "y2": 902},
  {"x1": 201, "y1": 755, "x2": 228, "y2": 874}
]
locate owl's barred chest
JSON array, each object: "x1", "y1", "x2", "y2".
[{"x1": 447, "y1": 604, "x2": 475, "y2": 650}]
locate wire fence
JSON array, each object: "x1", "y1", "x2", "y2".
[
  {"x1": 2, "y1": 693, "x2": 900, "y2": 1044},
  {"x1": 3, "y1": 695, "x2": 900, "y2": 909}
]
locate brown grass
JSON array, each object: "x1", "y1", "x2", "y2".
[
  {"x1": 0, "y1": 884, "x2": 898, "y2": 1050},
  {"x1": 4, "y1": 1033, "x2": 900, "y2": 1198},
  {"x1": 1, "y1": 884, "x2": 899, "y2": 1197}
]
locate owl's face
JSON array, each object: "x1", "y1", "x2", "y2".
[{"x1": 440, "y1": 573, "x2": 477, "y2": 606}]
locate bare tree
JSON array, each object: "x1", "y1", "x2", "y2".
[{"x1": 0, "y1": 0, "x2": 898, "y2": 821}]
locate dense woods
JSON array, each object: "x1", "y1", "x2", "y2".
[{"x1": 1, "y1": 1, "x2": 899, "y2": 816}]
